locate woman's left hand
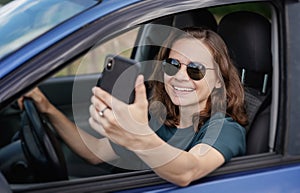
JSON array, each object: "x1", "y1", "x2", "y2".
[{"x1": 89, "y1": 75, "x2": 155, "y2": 150}]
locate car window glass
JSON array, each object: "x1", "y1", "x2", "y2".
[
  {"x1": 0, "y1": 0, "x2": 98, "y2": 59},
  {"x1": 54, "y1": 27, "x2": 140, "y2": 77}
]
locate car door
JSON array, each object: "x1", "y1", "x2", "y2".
[{"x1": 1, "y1": 0, "x2": 300, "y2": 192}]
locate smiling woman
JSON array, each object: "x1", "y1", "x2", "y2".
[
  {"x1": 163, "y1": 38, "x2": 218, "y2": 108},
  {"x1": 14, "y1": 26, "x2": 247, "y2": 187}
]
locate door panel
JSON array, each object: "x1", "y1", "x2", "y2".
[
  {"x1": 39, "y1": 74, "x2": 99, "y2": 132},
  {"x1": 39, "y1": 74, "x2": 112, "y2": 178}
]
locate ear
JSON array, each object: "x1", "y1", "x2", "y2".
[{"x1": 215, "y1": 78, "x2": 222, "y2": 89}]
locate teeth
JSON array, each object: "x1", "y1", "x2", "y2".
[{"x1": 174, "y1": 86, "x2": 194, "y2": 91}]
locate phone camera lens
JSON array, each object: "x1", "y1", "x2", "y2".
[{"x1": 106, "y1": 58, "x2": 114, "y2": 71}]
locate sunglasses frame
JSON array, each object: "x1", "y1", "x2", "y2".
[{"x1": 162, "y1": 58, "x2": 215, "y2": 81}]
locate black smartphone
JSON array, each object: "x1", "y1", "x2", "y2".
[{"x1": 97, "y1": 55, "x2": 141, "y2": 104}]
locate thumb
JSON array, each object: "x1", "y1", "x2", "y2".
[
  {"x1": 134, "y1": 75, "x2": 147, "y2": 107},
  {"x1": 17, "y1": 96, "x2": 25, "y2": 110}
]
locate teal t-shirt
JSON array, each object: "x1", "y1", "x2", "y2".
[
  {"x1": 153, "y1": 113, "x2": 246, "y2": 162},
  {"x1": 109, "y1": 113, "x2": 246, "y2": 170}
]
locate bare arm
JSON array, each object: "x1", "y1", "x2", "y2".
[
  {"x1": 90, "y1": 75, "x2": 225, "y2": 186},
  {"x1": 46, "y1": 104, "x2": 118, "y2": 164},
  {"x1": 133, "y1": 135, "x2": 224, "y2": 187},
  {"x1": 19, "y1": 87, "x2": 118, "y2": 164}
]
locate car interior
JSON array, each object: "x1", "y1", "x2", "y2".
[
  {"x1": 218, "y1": 11, "x2": 272, "y2": 154},
  {"x1": 0, "y1": 2, "x2": 276, "y2": 185},
  {"x1": 135, "y1": 7, "x2": 273, "y2": 155}
]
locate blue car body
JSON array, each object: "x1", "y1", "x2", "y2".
[
  {"x1": 0, "y1": 0, "x2": 300, "y2": 192},
  {"x1": 119, "y1": 165, "x2": 300, "y2": 193}
]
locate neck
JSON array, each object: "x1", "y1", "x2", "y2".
[{"x1": 177, "y1": 105, "x2": 201, "y2": 129}]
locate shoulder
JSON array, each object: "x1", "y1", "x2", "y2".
[
  {"x1": 201, "y1": 114, "x2": 246, "y2": 162},
  {"x1": 201, "y1": 114, "x2": 246, "y2": 138},
  {"x1": 205, "y1": 113, "x2": 245, "y2": 133}
]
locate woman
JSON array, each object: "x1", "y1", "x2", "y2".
[{"x1": 20, "y1": 27, "x2": 248, "y2": 187}]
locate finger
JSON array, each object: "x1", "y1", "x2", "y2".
[
  {"x1": 89, "y1": 105, "x2": 119, "y2": 139},
  {"x1": 17, "y1": 97, "x2": 24, "y2": 110},
  {"x1": 92, "y1": 86, "x2": 123, "y2": 109},
  {"x1": 23, "y1": 87, "x2": 42, "y2": 103},
  {"x1": 91, "y1": 95, "x2": 107, "y2": 112},
  {"x1": 89, "y1": 104, "x2": 101, "y2": 123},
  {"x1": 89, "y1": 105, "x2": 110, "y2": 135},
  {"x1": 88, "y1": 117, "x2": 107, "y2": 137},
  {"x1": 134, "y1": 75, "x2": 148, "y2": 108},
  {"x1": 89, "y1": 104, "x2": 114, "y2": 130},
  {"x1": 18, "y1": 87, "x2": 40, "y2": 110},
  {"x1": 99, "y1": 107, "x2": 117, "y2": 130},
  {"x1": 91, "y1": 95, "x2": 117, "y2": 127}
]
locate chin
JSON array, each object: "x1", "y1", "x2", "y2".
[{"x1": 170, "y1": 96, "x2": 193, "y2": 107}]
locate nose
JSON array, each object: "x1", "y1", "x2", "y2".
[{"x1": 174, "y1": 65, "x2": 190, "y2": 81}]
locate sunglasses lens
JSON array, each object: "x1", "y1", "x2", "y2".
[
  {"x1": 162, "y1": 58, "x2": 180, "y2": 76},
  {"x1": 187, "y1": 62, "x2": 206, "y2": 80},
  {"x1": 162, "y1": 59, "x2": 207, "y2": 80}
]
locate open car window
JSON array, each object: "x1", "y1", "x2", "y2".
[{"x1": 52, "y1": 1, "x2": 276, "y2": 179}]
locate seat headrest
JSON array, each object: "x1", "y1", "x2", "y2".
[
  {"x1": 218, "y1": 11, "x2": 272, "y2": 74},
  {"x1": 173, "y1": 9, "x2": 217, "y2": 31}
]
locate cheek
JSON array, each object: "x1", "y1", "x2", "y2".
[
  {"x1": 164, "y1": 74, "x2": 172, "y2": 93},
  {"x1": 163, "y1": 73, "x2": 171, "y2": 82},
  {"x1": 206, "y1": 80, "x2": 215, "y2": 93},
  {"x1": 163, "y1": 74, "x2": 171, "y2": 87},
  {"x1": 195, "y1": 79, "x2": 213, "y2": 98},
  {"x1": 203, "y1": 74, "x2": 218, "y2": 92}
]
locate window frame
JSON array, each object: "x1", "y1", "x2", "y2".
[{"x1": 5, "y1": 0, "x2": 299, "y2": 192}]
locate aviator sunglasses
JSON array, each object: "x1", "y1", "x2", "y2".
[{"x1": 162, "y1": 58, "x2": 215, "y2": 81}]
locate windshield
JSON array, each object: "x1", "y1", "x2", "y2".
[{"x1": 0, "y1": 0, "x2": 98, "y2": 59}]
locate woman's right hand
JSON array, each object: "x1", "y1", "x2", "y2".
[{"x1": 18, "y1": 87, "x2": 53, "y2": 114}]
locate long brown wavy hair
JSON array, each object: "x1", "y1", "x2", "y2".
[{"x1": 148, "y1": 27, "x2": 248, "y2": 130}]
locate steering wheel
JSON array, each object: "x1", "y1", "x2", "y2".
[{"x1": 21, "y1": 98, "x2": 68, "y2": 182}]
